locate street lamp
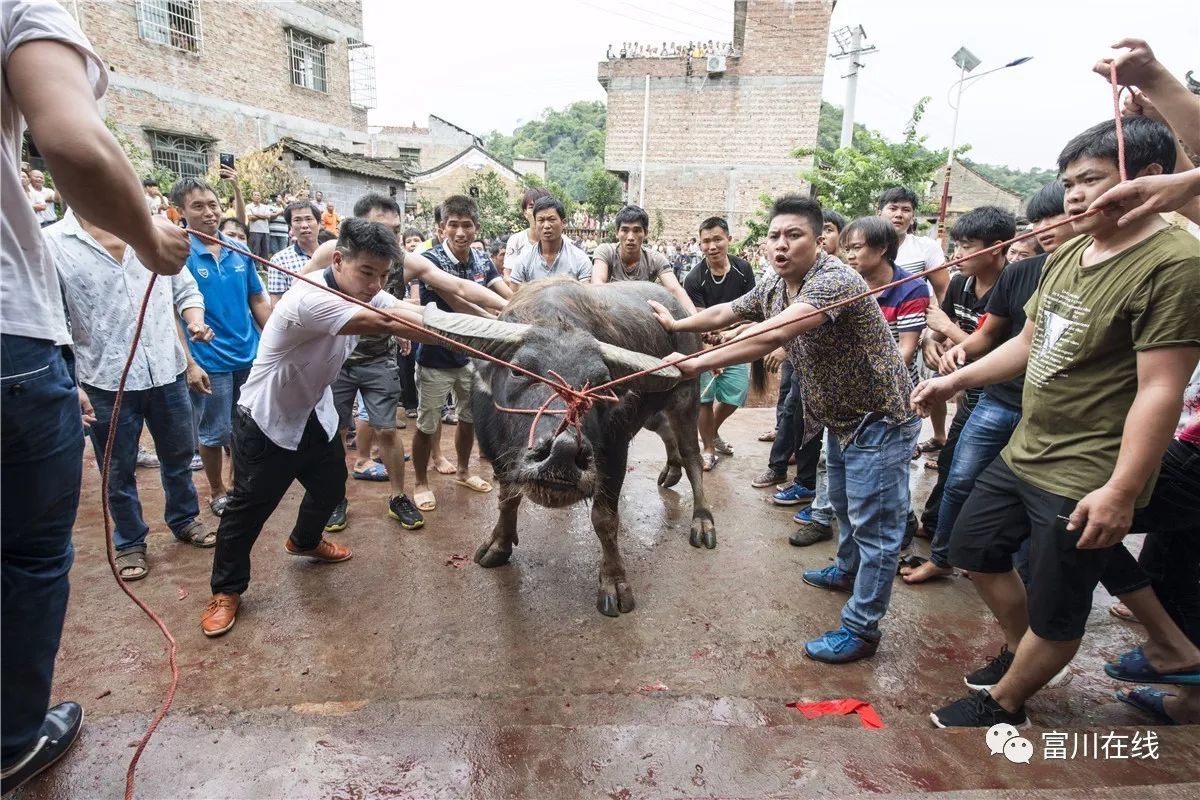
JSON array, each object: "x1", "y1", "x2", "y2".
[{"x1": 935, "y1": 51, "x2": 1033, "y2": 243}]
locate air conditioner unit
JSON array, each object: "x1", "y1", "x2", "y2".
[{"x1": 706, "y1": 55, "x2": 726, "y2": 75}]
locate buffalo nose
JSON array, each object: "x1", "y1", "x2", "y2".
[{"x1": 532, "y1": 430, "x2": 591, "y2": 472}]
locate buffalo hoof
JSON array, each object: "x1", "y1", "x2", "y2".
[
  {"x1": 689, "y1": 512, "x2": 717, "y2": 550},
  {"x1": 474, "y1": 541, "x2": 512, "y2": 568},
  {"x1": 597, "y1": 582, "x2": 636, "y2": 617},
  {"x1": 657, "y1": 463, "x2": 683, "y2": 488}
]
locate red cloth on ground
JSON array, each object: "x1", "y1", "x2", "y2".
[{"x1": 787, "y1": 698, "x2": 885, "y2": 729}]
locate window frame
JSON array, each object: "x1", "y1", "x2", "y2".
[
  {"x1": 145, "y1": 130, "x2": 212, "y2": 179},
  {"x1": 135, "y1": 0, "x2": 202, "y2": 53},
  {"x1": 287, "y1": 28, "x2": 331, "y2": 94}
]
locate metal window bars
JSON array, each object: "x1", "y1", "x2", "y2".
[
  {"x1": 147, "y1": 132, "x2": 209, "y2": 179},
  {"x1": 348, "y1": 39, "x2": 377, "y2": 109},
  {"x1": 136, "y1": 0, "x2": 201, "y2": 52},
  {"x1": 289, "y1": 29, "x2": 329, "y2": 93}
]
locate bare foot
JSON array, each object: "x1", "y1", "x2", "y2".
[
  {"x1": 900, "y1": 561, "x2": 954, "y2": 584},
  {"x1": 434, "y1": 457, "x2": 456, "y2": 475},
  {"x1": 1163, "y1": 688, "x2": 1200, "y2": 724}
]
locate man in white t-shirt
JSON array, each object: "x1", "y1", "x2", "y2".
[
  {"x1": 143, "y1": 178, "x2": 168, "y2": 216},
  {"x1": 26, "y1": 168, "x2": 56, "y2": 226},
  {"x1": 200, "y1": 219, "x2": 441, "y2": 639},
  {"x1": 503, "y1": 187, "x2": 550, "y2": 280},
  {"x1": 244, "y1": 189, "x2": 274, "y2": 259},
  {"x1": 1, "y1": 1, "x2": 189, "y2": 791}
]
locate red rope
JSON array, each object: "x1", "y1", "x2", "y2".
[
  {"x1": 104, "y1": 62, "x2": 1129, "y2": 799},
  {"x1": 96, "y1": 272, "x2": 179, "y2": 800}
]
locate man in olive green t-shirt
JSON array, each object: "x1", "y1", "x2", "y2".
[
  {"x1": 912, "y1": 116, "x2": 1200, "y2": 729},
  {"x1": 591, "y1": 205, "x2": 697, "y2": 314}
]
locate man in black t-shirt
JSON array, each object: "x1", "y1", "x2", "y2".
[
  {"x1": 902, "y1": 184, "x2": 1070, "y2": 584},
  {"x1": 682, "y1": 217, "x2": 756, "y2": 469},
  {"x1": 908, "y1": 207, "x2": 1015, "y2": 561}
]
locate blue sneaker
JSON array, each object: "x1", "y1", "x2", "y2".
[
  {"x1": 801, "y1": 564, "x2": 853, "y2": 592},
  {"x1": 804, "y1": 626, "x2": 880, "y2": 664},
  {"x1": 793, "y1": 505, "x2": 815, "y2": 524},
  {"x1": 772, "y1": 481, "x2": 816, "y2": 506}
]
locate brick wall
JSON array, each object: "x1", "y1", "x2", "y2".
[
  {"x1": 68, "y1": 0, "x2": 370, "y2": 169},
  {"x1": 286, "y1": 156, "x2": 405, "y2": 217},
  {"x1": 599, "y1": 0, "x2": 832, "y2": 239},
  {"x1": 932, "y1": 160, "x2": 1024, "y2": 218}
]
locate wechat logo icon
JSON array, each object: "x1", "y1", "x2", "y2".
[{"x1": 987, "y1": 723, "x2": 1034, "y2": 764}]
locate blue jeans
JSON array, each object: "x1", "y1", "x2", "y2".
[
  {"x1": 931, "y1": 395, "x2": 1022, "y2": 568},
  {"x1": 1, "y1": 336, "x2": 83, "y2": 762},
  {"x1": 191, "y1": 367, "x2": 251, "y2": 448},
  {"x1": 85, "y1": 373, "x2": 201, "y2": 551},
  {"x1": 810, "y1": 440, "x2": 833, "y2": 527},
  {"x1": 828, "y1": 415, "x2": 922, "y2": 639}
]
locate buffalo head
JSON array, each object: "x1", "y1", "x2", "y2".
[{"x1": 422, "y1": 305, "x2": 681, "y2": 508}]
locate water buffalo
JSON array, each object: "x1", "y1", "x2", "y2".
[{"x1": 422, "y1": 279, "x2": 715, "y2": 616}]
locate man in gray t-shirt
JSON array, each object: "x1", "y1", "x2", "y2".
[
  {"x1": 590, "y1": 205, "x2": 696, "y2": 313},
  {"x1": 507, "y1": 196, "x2": 592, "y2": 286}
]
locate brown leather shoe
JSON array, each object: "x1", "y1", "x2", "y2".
[
  {"x1": 285, "y1": 537, "x2": 352, "y2": 563},
  {"x1": 201, "y1": 593, "x2": 239, "y2": 637}
]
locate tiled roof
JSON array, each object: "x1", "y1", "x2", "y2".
[{"x1": 277, "y1": 138, "x2": 409, "y2": 182}]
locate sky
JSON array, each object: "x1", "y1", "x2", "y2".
[{"x1": 361, "y1": 0, "x2": 1199, "y2": 171}]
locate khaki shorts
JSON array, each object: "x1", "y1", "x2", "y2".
[{"x1": 416, "y1": 364, "x2": 474, "y2": 434}]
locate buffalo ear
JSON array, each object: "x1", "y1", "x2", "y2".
[
  {"x1": 421, "y1": 304, "x2": 530, "y2": 362},
  {"x1": 596, "y1": 341, "x2": 682, "y2": 393}
]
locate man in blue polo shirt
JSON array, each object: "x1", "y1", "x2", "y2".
[{"x1": 172, "y1": 177, "x2": 272, "y2": 517}]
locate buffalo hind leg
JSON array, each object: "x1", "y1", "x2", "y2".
[
  {"x1": 475, "y1": 484, "x2": 522, "y2": 568},
  {"x1": 593, "y1": 455, "x2": 635, "y2": 617},
  {"x1": 644, "y1": 411, "x2": 683, "y2": 488},
  {"x1": 666, "y1": 405, "x2": 715, "y2": 549}
]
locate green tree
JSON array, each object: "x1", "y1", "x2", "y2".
[
  {"x1": 796, "y1": 97, "x2": 957, "y2": 219},
  {"x1": 519, "y1": 172, "x2": 578, "y2": 221},
  {"x1": 460, "y1": 169, "x2": 524, "y2": 239},
  {"x1": 960, "y1": 159, "x2": 1057, "y2": 198},
  {"x1": 485, "y1": 101, "x2": 607, "y2": 201},
  {"x1": 582, "y1": 167, "x2": 622, "y2": 232}
]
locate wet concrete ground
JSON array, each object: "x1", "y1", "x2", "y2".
[{"x1": 18, "y1": 409, "x2": 1200, "y2": 799}]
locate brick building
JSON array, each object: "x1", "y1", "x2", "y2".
[
  {"x1": 63, "y1": 0, "x2": 377, "y2": 178},
  {"x1": 930, "y1": 159, "x2": 1024, "y2": 224},
  {"x1": 370, "y1": 116, "x2": 482, "y2": 173},
  {"x1": 598, "y1": 0, "x2": 833, "y2": 239}
]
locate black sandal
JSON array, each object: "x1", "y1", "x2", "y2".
[
  {"x1": 897, "y1": 554, "x2": 928, "y2": 575},
  {"x1": 115, "y1": 546, "x2": 149, "y2": 581}
]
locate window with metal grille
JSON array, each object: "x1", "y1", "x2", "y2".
[
  {"x1": 147, "y1": 131, "x2": 210, "y2": 179},
  {"x1": 393, "y1": 147, "x2": 421, "y2": 167},
  {"x1": 136, "y1": 0, "x2": 201, "y2": 52},
  {"x1": 348, "y1": 39, "x2": 377, "y2": 109},
  {"x1": 288, "y1": 29, "x2": 329, "y2": 93}
]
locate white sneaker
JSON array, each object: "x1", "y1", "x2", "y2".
[{"x1": 136, "y1": 448, "x2": 159, "y2": 468}]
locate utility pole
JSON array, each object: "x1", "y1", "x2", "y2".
[
  {"x1": 639, "y1": 74, "x2": 649, "y2": 207},
  {"x1": 829, "y1": 25, "x2": 876, "y2": 148}
]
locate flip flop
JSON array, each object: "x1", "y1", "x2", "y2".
[
  {"x1": 209, "y1": 495, "x2": 229, "y2": 517},
  {"x1": 455, "y1": 475, "x2": 493, "y2": 493},
  {"x1": 912, "y1": 438, "x2": 944, "y2": 459},
  {"x1": 414, "y1": 489, "x2": 437, "y2": 512},
  {"x1": 897, "y1": 554, "x2": 927, "y2": 575},
  {"x1": 714, "y1": 437, "x2": 734, "y2": 456},
  {"x1": 1104, "y1": 646, "x2": 1200, "y2": 686},
  {"x1": 353, "y1": 463, "x2": 389, "y2": 481},
  {"x1": 1115, "y1": 687, "x2": 1178, "y2": 725},
  {"x1": 702, "y1": 453, "x2": 719, "y2": 472}
]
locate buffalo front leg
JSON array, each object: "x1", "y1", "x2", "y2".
[
  {"x1": 592, "y1": 457, "x2": 635, "y2": 617},
  {"x1": 474, "y1": 484, "x2": 522, "y2": 568},
  {"x1": 666, "y1": 405, "x2": 715, "y2": 549},
  {"x1": 644, "y1": 411, "x2": 683, "y2": 488}
]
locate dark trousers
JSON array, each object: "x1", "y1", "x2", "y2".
[
  {"x1": 248, "y1": 231, "x2": 272, "y2": 260},
  {"x1": 397, "y1": 348, "x2": 418, "y2": 411},
  {"x1": 1, "y1": 336, "x2": 83, "y2": 762},
  {"x1": 921, "y1": 399, "x2": 972, "y2": 532},
  {"x1": 1098, "y1": 439, "x2": 1200, "y2": 643},
  {"x1": 209, "y1": 409, "x2": 347, "y2": 596},
  {"x1": 770, "y1": 361, "x2": 821, "y2": 488}
]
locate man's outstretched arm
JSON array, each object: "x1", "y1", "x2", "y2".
[{"x1": 7, "y1": 40, "x2": 188, "y2": 274}]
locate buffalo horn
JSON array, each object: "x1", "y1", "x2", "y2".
[
  {"x1": 421, "y1": 304, "x2": 530, "y2": 362},
  {"x1": 596, "y1": 342, "x2": 682, "y2": 393}
]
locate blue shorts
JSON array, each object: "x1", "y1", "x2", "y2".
[
  {"x1": 699, "y1": 363, "x2": 750, "y2": 407},
  {"x1": 192, "y1": 367, "x2": 251, "y2": 448}
]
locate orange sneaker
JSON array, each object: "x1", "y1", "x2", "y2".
[
  {"x1": 201, "y1": 593, "x2": 239, "y2": 637},
  {"x1": 285, "y1": 537, "x2": 352, "y2": 563}
]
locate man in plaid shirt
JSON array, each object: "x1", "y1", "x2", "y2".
[{"x1": 266, "y1": 201, "x2": 321, "y2": 301}]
